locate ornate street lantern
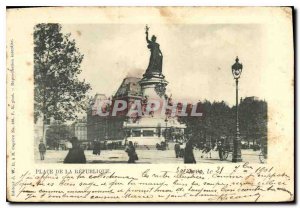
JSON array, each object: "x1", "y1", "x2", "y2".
[{"x1": 231, "y1": 56, "x2": 243, "y2": 162}]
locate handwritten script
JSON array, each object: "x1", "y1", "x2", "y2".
[{"x1": 12, "y1": 163, "x2": 293, "y2": 202}]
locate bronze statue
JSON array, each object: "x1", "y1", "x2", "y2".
[{"x1": 144, "y1": 25, "x2": 163, "y2": 76}]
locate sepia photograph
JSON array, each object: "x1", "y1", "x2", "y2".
[
  {"x1": 34, "y1": 23, "x2": 267, "y2": 164},
  {"x1": 6, "y1": 6, "x2": 294, "y2": 202}
]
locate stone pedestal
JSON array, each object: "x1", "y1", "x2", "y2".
[
  {"x1": 139, "y1": 73, "x2": 168, "y2": 99},
  {"x1": 123, "y1": 72, "x2": 186, "y2": 148}
]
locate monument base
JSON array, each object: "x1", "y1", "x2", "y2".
[
  {"x1": 123, "y1": 116, "x2": 186, "y2": 149},
  {"x1": 122, "y1": 72, "x2": 186, "y2": 149},
  {"x1": 139, "y1": 73, "x2": 168, "y2": 98}
]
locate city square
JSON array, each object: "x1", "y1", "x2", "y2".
[
  {"x1": 34, "y1": 23, "x2": 268, "y2": 164},
  {"x1": 36, "y1": 144, "x2": 262, "y2": 164}
]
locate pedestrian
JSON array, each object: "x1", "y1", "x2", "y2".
[
  {"x1": 92, "y1": 139, "x2": 101, "y2": 155},
  {"x1": 64, "y1": 137, "x2": 86, "y2": 164},
  {"x1": 179, "y1": 142, "x2": 185, "y2": 158},
  {"x1": 96, "y1": 140, "x2": 101, "y2": 155},
  {"x1": 38, "y1": 140, "x2": 46, "y2": 160},
  {"x1": 125, "y1": 141, "x2": 138, "y2": 163},
  {"x1": 217, "y1": 140, "x2": 224, "y2": 161},
  {"x1": 92, "y1": 139, "x2": 97, "y2": 155},
  {"x1": 103, "y1": 140, "x2": 107, "y2": 150},
  {"x1": 184, "y1": 140, "x2": 196, "y2": 164},
  {"x1": 174, "y1": 143, "x2": 180, "y2": 158}
]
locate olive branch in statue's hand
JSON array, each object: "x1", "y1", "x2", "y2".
[{"x1": 145, "y1": 25, "x2": 149, "y2": 34}]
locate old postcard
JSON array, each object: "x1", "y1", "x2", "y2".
[{"x1": 6, "y1": 7, "x2": 294, "y2": 202}]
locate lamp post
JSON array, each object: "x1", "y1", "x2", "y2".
[{"x1": 231, "y1": 56, "x2": 243, "y2": 162}]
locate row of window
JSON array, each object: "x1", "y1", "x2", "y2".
[{"x1": 126, "y1": 130, "x2": 166, "y2": 137}]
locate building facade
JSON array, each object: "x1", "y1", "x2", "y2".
[
  {"x1": 87, "y1": 77, "x2": 142, "y2": 142},
  {"x1": 71, "y1": 118, "x2": 87, "y2": 141}
]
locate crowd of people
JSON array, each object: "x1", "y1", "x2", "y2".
[
  {"x1": 38, "y1": 137, "x2": 230, "y2": 164},
  {"x1": 173, "y1": 138, "x2": 230, "y2": 163}
]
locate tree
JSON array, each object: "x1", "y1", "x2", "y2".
[
  {"x1": 45, "y1": 122, "x2": 73, "y2": 149},
  {"x1": 210, "y1": 101, "x2": 234, "y2": 140},
  {"x1": 34, "y1": 24, "x2": 91, "y2": 140},
  {"x1": 239, "y1": 98, "x2": 267, "y2": 148},
  {"x1": 179, "y1": 97, "x2": 267, "y2": 150}
]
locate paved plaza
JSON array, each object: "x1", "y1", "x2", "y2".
[{"x1": 36, "y1": 143, "x2": 262, "y2": 164}]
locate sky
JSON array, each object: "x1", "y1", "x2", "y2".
[{"x1": 62, "y1": 24, "x2": 264, "y2": 106}]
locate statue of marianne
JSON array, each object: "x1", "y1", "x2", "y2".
[{"x1": 145, "y1": 25, "x2": 163, "y2": 76}]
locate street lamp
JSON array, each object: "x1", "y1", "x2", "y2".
[{"x1": 231, "y1": 56, "x2": 243, "y2": 162}]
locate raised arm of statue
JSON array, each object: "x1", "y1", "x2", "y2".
[
  {"x1": 145, "y1": 31, "x2": 150, "y2": 43},
  {"x1": 145, "y1": 25, "x2": 151, "y2": 43}
]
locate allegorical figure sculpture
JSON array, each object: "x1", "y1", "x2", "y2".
[{"x1": 145, "y1": 25, "x2": 163, "y2": 76}]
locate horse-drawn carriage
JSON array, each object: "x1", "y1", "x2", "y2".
[
  {"x1": 259, "y1": 136, "x2": 268, "y2": 163},
  {"x1": 201, "y1": 136, "x2": 232, "y2": 161},
  {"x1": 174, "y1": 142, "x2": 185, "y2": 158}
]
